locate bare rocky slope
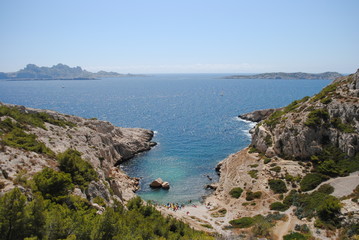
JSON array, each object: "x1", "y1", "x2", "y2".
[
  {"x1": 0, "y1": 102, "x2": 155, "y2": 204},
  {"x1": 210, "y1": 70, "x2": 359, "y2": 239}
]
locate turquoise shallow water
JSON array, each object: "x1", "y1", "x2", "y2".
[{"x1": 0, "y1": 74, "x2": 330, "y2": 203}]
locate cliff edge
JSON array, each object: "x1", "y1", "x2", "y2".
[{"x1": 0, "y1": 103, "x2": 155, "y2": 203}]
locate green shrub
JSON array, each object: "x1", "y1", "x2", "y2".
[
  {"x1": 330, "y1": 118, "x2": 355, "y2": 133},
  {"x1": 229, "y1": 217, "x2": 254, "y2": 228},
  {"x1": 57, "y1": 149, "x2": 98, "y2": 189},
  {"x1": 311, "y1": 83, "x2": 338, "y2": 102},
  {"x1": 304, "y1": 109, "x2": 329, "y2": 127},
  {"x1": 263, "y1": 157, "x2": 271, "y2": 164},
  {"x1": 0, "y1": 105, "x2": 75, "y2": 129},
  {"x1": 248, "y1": 169, "x2": 258, "y2": 179},
  {"x1": 270, "y1": 166, "x2": 281, "y2": 173},
  {"x1": 270, "y1": 202, "x2": 289, "y2": 211},
  {"x1": 248, "y1": 146, "x2": 258, "y2": 153},
  {"x1": 246, "y1": 191, "x2": 262, "y2": 201},
  {"x1": 313, "y1": 145, "x2": 359, "y2": 177},
  {"x1": 317, "y1": 184, "x2": 334, "y2": 194},
  {"x1": 300, "y1": 173, "x2": 329, "y2": 192},
  {"x1": 33, "y1": 168, "x2": 73, "y2": 201},
  {"x1": 317, "y1": 197, "x2": 342, "y2": 225},
  {"x1": 229, "y1": 187, "x2": 244, "y2": 199},
  {"x1": 283, "y1": 232, "x2": 307, "y2": 240},
  {"x1": 268, "y1": 179, "x2": 288, "y2": 193},
  {"x1": 2, "y1": 128, "x2": 54, "y2": 156}
]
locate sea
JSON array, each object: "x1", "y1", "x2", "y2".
[{"x1": 0, "y1": 74, "x2": 331, "y2": 204}]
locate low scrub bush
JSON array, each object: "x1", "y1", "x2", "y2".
[
  {"x1": 268, "y1": 179, "x2": 288, "y2": 193},
  {"x1": 229, "y1": 187, "x2": 243, "y2": 199},
  {"x1": 270, "y1": 202, "x2": 289, "y2": 211},
  {"x1": 300, "y1": 173, "x2": 329, "y2": 192},
  {"x1": 246, "y1": 191, "x2": 262, "y2": 201},
  {"x1": 304, "y1": 109, "x2": 329, "y2": 127},
  {"x1": 317, "y1": 184, "x2": 334, "y2": 194},
  {"x1": 283, "y1": 232, "x2": 307, "y2": 240},
  {"x1": 229, "y1": 217, "x2": 254, "y2": 228},
  {"x1": 2, "y1": 128, "x2": 54, "y2": 156}
]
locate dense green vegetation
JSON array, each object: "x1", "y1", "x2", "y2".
[
  {"x1": 304, "y1": 109, "x2": 329, "y2": 127},
  {"x1": 2, "y1": 128, "x2": 54, "y2": 156},
  {"x1": 283, "y1": 232, "x2": 307, "y2": 240},
  {"x1": 229, "y1": 187, "x2": 243, "y2": 199},
  {"x1": 268, "y1": 179, "x2": 288, "y2": 193},
  {"x1": 330, "y1": 118, "x2": 355, "y2": 133},
  {"x1": 311, "y1": 145, "x2": 359, "y2": 177},
  {"x1": 229, "y1": 213, "x2": 286, "y2": 238},
  {"x1": 57, "y1": 149, "x2": 98, "y2": 189},
  {"x1": 283, "y1": 189, "x2": 342, "y2": 227},
  {"x1": 0, "y1": 105, "x2": 76, "y2": 156},
  {"x1": 247, "y1": 169, "x2": 258, "y2": 179},
  {"x1": 300, "y1": 173, "x2": 329, "y2": 192},
  {"x1": 0, "y1": 175, "x2": 213, "y2": 240},
  {"x1": 317, "y1": 184, "x2": 334, "y2": 195},
  {"x1": 0, "y1": 105, "x2": 75, "y2": 130},
  {"x1": 245, "y1": 191, "x2": 262, "y2": 201},
  {"x1": 229, "y1": 217, "x2": 254, "y2": 228},
  {"x1": 33, "y1": 167, "x2": 74, "y2": 202},
  {"x1": 269, "y1": 201, "x2": 289, "y2": 211}
]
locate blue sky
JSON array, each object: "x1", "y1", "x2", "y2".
[{"x1": 0, "y1": 0, "x2": 358, "y2": 73}]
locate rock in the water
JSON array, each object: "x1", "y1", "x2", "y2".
[
  {"x1": 150, "y1": 178, "x2": 163, "y2": 188},
  {"x1": 162, "y1": 181, "x2": 170, "y2": 189}
]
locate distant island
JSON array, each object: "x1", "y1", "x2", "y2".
[
  {"x1": 224, "y1": 71, "x2": 342, "y2": 80},
  {"x1": 0, "y1": 63, "x2": 144, "y2": 80}
]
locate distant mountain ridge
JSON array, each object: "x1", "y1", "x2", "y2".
[
  {"x1": 224, "y1": 71, "x2": 343, "y2": 80},
  {"x1": 0, "y1": 63, "x2": 139, "y2": 80}
]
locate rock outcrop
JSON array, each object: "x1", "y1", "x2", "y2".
[
  {"x1": 251, "y1": 69, "x2": 359, "y2": 159},
  {"x1": 0, "y1": 103, "x2": 155, "y2": 203},
  {"x1": 150, "y1": 178, "x2": 164, "y2": 188},
  {"x1": 239, "y1": 108, "x2": 282, "y2": 122},
  {"x1": 149, "y1": 178, "x2": 170, "y2": 189}
]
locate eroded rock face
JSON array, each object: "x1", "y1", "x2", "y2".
[
  {"x1": 251, "y1": 69, "x2": 359, "y2": 159},
  {"x1": 239, "y1": 108, "x2": 282, "y2": 122},
  {"x1": 0, "y1": 103, "x2": 155, "y2": 203}
]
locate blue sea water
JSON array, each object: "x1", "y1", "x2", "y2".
[{"x1": 0, "y1": 74, "x2": 330, "y2": 203}]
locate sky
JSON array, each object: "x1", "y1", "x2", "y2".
[{"x1": 0, "y1": 0, "x2": 358, "y2": 74}]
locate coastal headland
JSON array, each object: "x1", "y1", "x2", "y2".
[{"x1": 162, "y1": 69, "x2": 359, "y2": 239}]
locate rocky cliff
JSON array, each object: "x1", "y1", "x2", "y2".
[
  {"x1": 0, "y1": 103, "x2": 155, "y2": 203},
  {"x1": 251, "y1": 69, "x2": 359, "y2": 159},
  {"x1": 209, "y1": 70, "x2": 359, "y2": 239}
]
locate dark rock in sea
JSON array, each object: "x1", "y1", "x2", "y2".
[
  {"x1": 162, "y1": 182, "x2": 170, "y2": 189},
  {"x1": 239, "y1": 108, "x2": 282, "y2": 122},
  {"x1": 150, "y1": 178, "x2": 164, "y2": 188}
]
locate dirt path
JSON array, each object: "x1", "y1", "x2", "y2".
[{"x1": 271, "y1": 207, "x2": 299, "y2": 240}]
